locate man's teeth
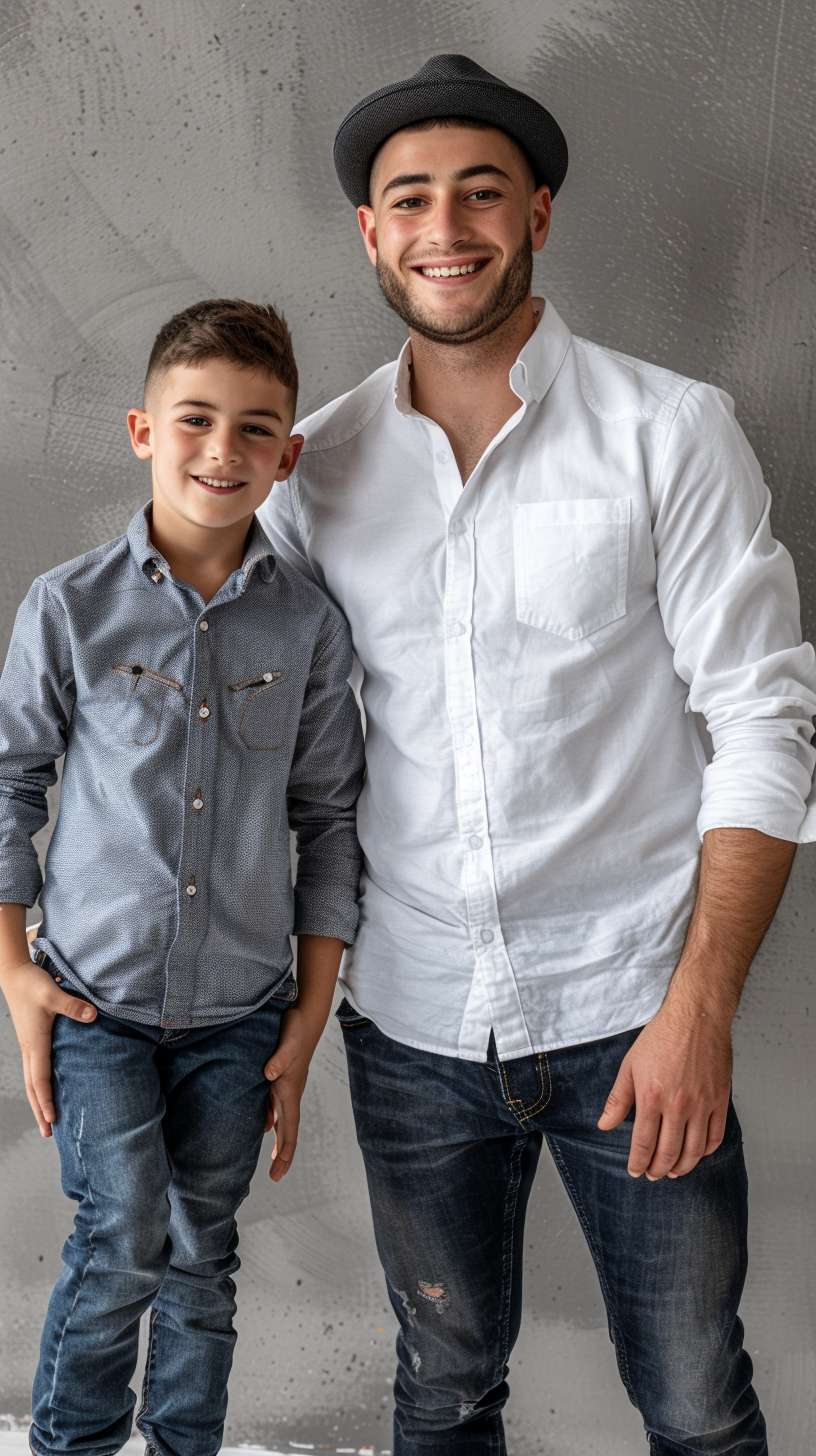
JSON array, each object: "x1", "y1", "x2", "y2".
[
  {"x1": 196, "y1": 476, "x2": 243, "y2": 488},
  {"x1": 421, "y1": 262, "x2": 482, "y2": 277}
]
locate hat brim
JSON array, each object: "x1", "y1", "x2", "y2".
[{"x1": 334, "y1": 72, "x2": 568, "y2": 207}]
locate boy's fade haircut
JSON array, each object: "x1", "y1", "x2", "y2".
[{"x1": 143, "y1": 298, "x2": 298, "y2": 413}]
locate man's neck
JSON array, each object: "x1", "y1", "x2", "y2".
[{"x1": 408, "y1": 295, "x2": 540, "y2": 483}]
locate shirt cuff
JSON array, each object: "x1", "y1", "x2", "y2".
[
  {"x1": 0, "y1": 852, "x2": 43, "y2": 907},
  {"x1": 292, "y1": 884, "x2": 360, "y2": 944},
  {"x1": 697, "y1": 750, "x2": 816, "y2": 843}
]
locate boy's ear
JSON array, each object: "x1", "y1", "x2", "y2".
[
  {"x1": 127, "y1": 407, "x2": 154, "y2": 459},
  {"x1": 275, "y1": 433, "x2": 305, "y2": 481}
]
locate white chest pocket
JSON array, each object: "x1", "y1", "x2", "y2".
[{"x1": 513, "y1": 498, "x2": 631, "y2": 640}]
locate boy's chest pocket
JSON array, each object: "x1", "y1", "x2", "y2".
[
  {"x1": 229, "y1": 670, "x2": 288, "y2": 750},
  {"x1": 111, "y1": 663, "x2": 183, "y2": 746},
  {"x1": 512, "y1": 497, "x2": 631, "y2": 640}
]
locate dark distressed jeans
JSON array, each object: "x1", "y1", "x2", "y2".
[
  {"x1": 30, "y1": 995, "x2": 283, "y2": 1456},
  {"x1": 338, "y1": 1004, "x2": 767, "y2": 1456}
]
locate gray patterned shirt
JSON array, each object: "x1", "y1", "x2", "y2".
[{"x1": 0, "y1": 505, "x2": 365, "y2": 1027}]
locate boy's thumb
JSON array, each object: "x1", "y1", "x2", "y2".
[{"x1": 56, "y1": 991, "x2": 97, "y2": 1023}]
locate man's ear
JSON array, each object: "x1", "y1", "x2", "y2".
[
  {"x1": 275, "y1": 433, "x2": 305, "y2": 481},
  {"x1": 127, "y1": 408, "x2": 154, "y2": 459},
  {"x1": 530, "y1": 185, "x2": 552, "y2": 254},
  {"x1": 357, "y1": 204, "x2": 378, "y2": 266}
]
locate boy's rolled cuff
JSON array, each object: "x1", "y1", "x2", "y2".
[{"x1": 293, "y1": 882, "x2": 360, "y2": 945}]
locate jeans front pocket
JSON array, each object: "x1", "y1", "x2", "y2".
[
  {"x1": 111, "y1": 663, "x2": 183, "y2": 745},
  {"x1": 229, "y1": 670, "x2": 287, "y2": 750},
  {"x1": 513, "y1": 497, "x2": 631, "y2": 639}
]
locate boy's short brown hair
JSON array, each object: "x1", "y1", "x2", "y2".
[{"x1": 144, "y1": 298, "x2": 298, "y2": 411}]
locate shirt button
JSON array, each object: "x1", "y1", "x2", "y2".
[
  {"x1": 469, "y1": 834, "x2": 483, "y2": 850},
  {"x1": 186, "y1": 883, "x2": 197, "y2": 898},
  {"x1": 436, "y1": 449, "x2": 449, "y2": 464},
  {"x1": 449, "y1": 520, "x2": 465, "y2": 537},
  {"x1": 447, "y1": 621, "x2": 466, "y2": 638},
  {"x1": 480, "y1": 929, "x2": 494, "y2": 944},
  {"x1": 198, "y1": 704, "x2": 210, "y2": 720},
  {"x1": 199, "y1": 619, "x2": 209, "y2": 632},
  {"x1": 192, "y1": 797, "x2": 204, "y2": 811},
  {"x1": 151, "y1": 570, "x2": 164, "y2": 584},
  {"x1": 262, "y1": 672, "x2": 274, "y2": 682}
]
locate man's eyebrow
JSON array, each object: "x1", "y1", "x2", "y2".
[
  {"x1": 452, "y1": 164, "x2": 513, "y2": 184},
  {"x1": 381, "y1": 164, "x2": 513, "y2": 197},
  {"x1": 381, "y1": 172, "x2": 432, "y2": 196},
  {"x1": 174, "y1": 399, "x2": 283, "y2": 422}
]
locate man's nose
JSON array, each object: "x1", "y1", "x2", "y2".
[{"x1": 427, "y1": 194, "x2": 473, "y2": 249}]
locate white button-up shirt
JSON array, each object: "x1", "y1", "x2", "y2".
[{"x1": 260, "y1": 300, "x2": 816, "y2": 1062}]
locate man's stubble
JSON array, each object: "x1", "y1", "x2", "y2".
[{"x1": 376, "y1": 227, "x2": 533, "y2": 348}]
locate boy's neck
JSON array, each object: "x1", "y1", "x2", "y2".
[{"x1": 148, "y1": 502, "x2": 253, "y2": 605}]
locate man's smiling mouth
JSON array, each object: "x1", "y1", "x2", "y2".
[
  {"x1": 414, "y1": 258, "x2": 491, "y2": 279},
  {"x1": 193, "y1": 475, "x2": 247, "y2": 493}
]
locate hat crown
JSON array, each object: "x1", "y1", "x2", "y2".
[{"x1": 413, "y1": 54, "x2": 497, "y2": 85}]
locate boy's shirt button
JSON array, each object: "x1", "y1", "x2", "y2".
[
  {"x1": 186, "y1": 883, "x2": 197, "y2": 897},
  {"x1": 198, "y1": 704, "x2": 210, "y2": 719},
  {"x1": 198, "y1": 619, "x2": 209, "y2": 632},
  {"x1": 151, "y1": 570, "x2": 164, "y2": 584},
  {"x1": 192, "y1": 797, "x2": 204, "y2": 811}
]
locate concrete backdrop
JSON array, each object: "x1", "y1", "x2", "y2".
[{"x1": 1, "y1": 0, "x2": 815, "y2": 1451}]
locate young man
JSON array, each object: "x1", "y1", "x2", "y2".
[
  {"x1": 0, "y1": 300, "x2": 364, "y2": 1456},
  {"x1": 258, "y1": 56, "x2": 816, "y2": 1456}
]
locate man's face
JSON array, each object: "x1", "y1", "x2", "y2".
[
  {"x1": 359, "y1": 124, "x2": 551, "y2": 346},
  {"x1": 127, "y1": 359, "x2": 302, "y2": 536}
]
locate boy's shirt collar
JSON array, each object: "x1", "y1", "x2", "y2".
[{"x1": 126, "y1": 502, "x2": 277, "y2": 588}]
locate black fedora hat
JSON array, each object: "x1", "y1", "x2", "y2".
[{"x1": 333, "y1": 53, "x2": 568, "y2": 208}]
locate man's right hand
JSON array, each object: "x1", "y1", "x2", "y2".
[{"x1": 0, "y1": 951, "x2": 97, "y2": 1137}]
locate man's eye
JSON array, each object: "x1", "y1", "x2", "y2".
[
  {"x1": 394, "y1": 196, "x2": 426, "y2": 209},
  {"x1": 466, "y1": 189, "x2": 500, "y2": 202}
]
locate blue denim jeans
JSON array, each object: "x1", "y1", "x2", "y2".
[
  {"x1": 30, "y1": 994, "x2": 283, "y2": 1456},
  {"x1": 338, "y1": 1005, "x2": 766, "y2": 1456}
]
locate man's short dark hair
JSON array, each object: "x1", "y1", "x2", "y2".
[{"x1": 144, "y1": 298, "x2": 298, "y2": 410}]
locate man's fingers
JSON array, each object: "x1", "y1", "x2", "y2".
[
  {"x1": 597, "y1": 1057, "x2": 635, "y2": 1131},
  {"x1": 704, "y1": 1104, "x2": 728, "y2": 1157},
  {"x1": 626, "y1": 1100, "x2": 663, "y2": 1177},
  {"x1": 666, "y1": 1115, "x2": 710, "y2": 1179}
]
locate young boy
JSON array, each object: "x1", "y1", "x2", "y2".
[{"x1": 0, "y1": 299, "x2": 365, "y2": 1456}]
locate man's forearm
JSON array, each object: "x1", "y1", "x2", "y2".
[{"x1": 664, "y1": 826, "x2": 796, "y2": 1020}]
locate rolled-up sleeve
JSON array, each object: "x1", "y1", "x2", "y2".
[
  {"x1": 652, "y1": 381, "x2": 816, "y2": 843},
  {"x1": 287, "y1": 605, "x2": 365, "y2": 941},
  {"x1": 0, "y1": 578, "x2": 74, "y2": 904}
]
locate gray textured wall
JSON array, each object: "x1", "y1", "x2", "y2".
[{"x1": 1, "y1": 2, "x2": 815, "y2": 1452}]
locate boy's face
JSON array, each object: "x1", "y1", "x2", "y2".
[{"x1": 127, "y1": 359, "x2": 302, "y2": 535}]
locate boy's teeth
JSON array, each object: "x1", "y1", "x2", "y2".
[
  {"x1": 197, "y1": 476, "x2": 242, "y2": 488},
  {"x1": 421, "y1": 261, "x2": 480, "y2": 277}
]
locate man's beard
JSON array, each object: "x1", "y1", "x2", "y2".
[{"x1": 376, "y1": 229, "x2": 533, "y2": 347}]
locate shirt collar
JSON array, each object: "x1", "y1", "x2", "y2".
[
  {"x1": 392, "y1": 297, "x2": 572, "y2": 416},
  {"x1": 126, "y1": 502, "x2": 277, "y2": 585}
]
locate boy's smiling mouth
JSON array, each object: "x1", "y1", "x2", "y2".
[{"x1": 192, "y1": 475, "x2": 248, "y2": 494}]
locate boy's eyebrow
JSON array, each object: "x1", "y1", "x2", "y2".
[
  {"x1": 174, "y1": 398, "x2": 283, "y2": 423},
  {"x1": 381, "y1": 164, "x2": 512, "y2": 196}
]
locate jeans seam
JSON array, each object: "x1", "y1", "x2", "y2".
[
  {"x1": 46, "y1": 1072, "x2": 100, "y2": 1440},
  {"x1": 136, "y1": 1306, "x2": 159, "y2": 1427},
  {"x1": 499, "y1": 1052, "x2": 552, "y2": 1124},
  {"x1": 496, "y1": 1137, "x2": 528, "y2": 1396},
  {"x1": 546, "y1": 1133, "x2": 638, "y2": 1405}
]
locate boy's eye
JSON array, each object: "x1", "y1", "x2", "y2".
[
  {"x1": 181, "y1": 415, "x2": 210, "y2": 427},
  {"x1": 242, "y1": 424, "x2": 272, "y2": 436}
]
